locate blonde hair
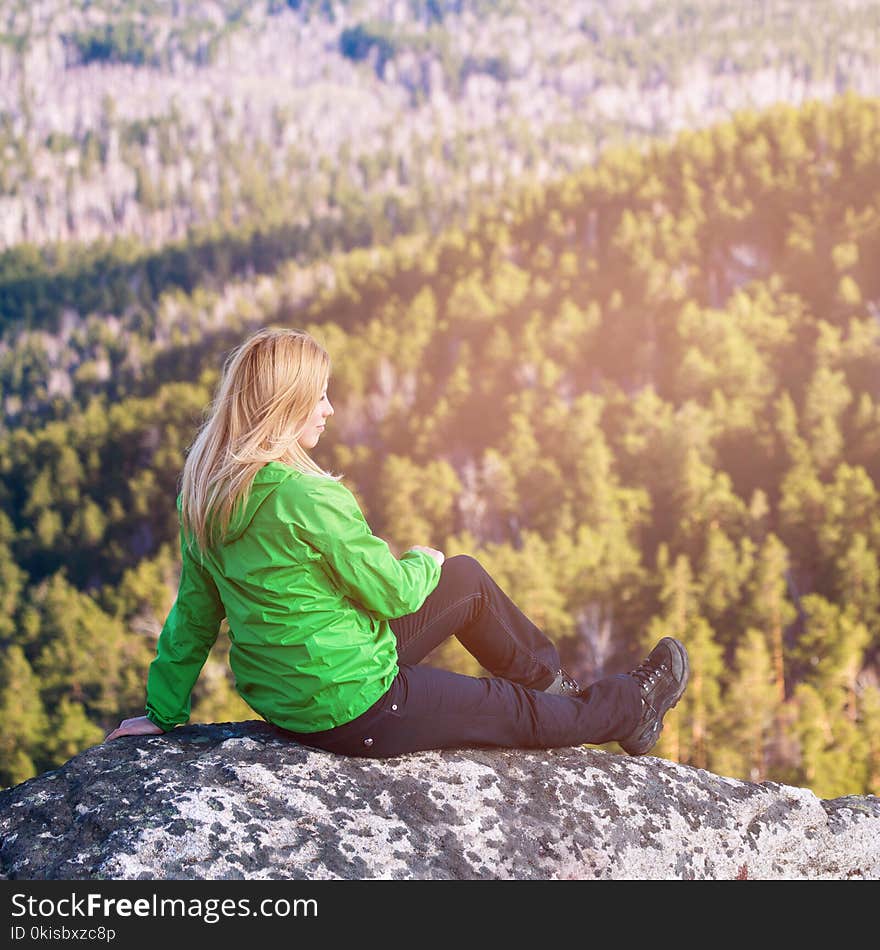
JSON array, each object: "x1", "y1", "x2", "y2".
[{"x1": 180, "y1": 327, "x2": 341, "y2": 552}]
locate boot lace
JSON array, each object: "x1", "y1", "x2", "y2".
[
  {"x1": 546, "y1": 669, "x2": 581, "y2": 696},
  {"x1": 631, "y1": 658, "x2": 667, "y2": 692},
  {"x1": 559, "y1": 672, "x2": 579, "y2": 692}
]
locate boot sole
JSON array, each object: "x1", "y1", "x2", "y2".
[{"x1": 663, "y1": 637, "x2": 690, "y2": 710}]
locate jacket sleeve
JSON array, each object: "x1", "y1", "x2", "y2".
[
  {"x1": 145, "y1": 511, "x2": 226, "y2": 732},
  {"x1": 284, "y1": 477, "x2": 442, "y2": 620}
]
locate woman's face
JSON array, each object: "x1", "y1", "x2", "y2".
[{"x1": 297, "y1": 382, "x2": 334, "y2": 450}]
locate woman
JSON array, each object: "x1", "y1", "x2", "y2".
[{"x1": 106, "y1": 327, "x2": 689, "y2": 758}]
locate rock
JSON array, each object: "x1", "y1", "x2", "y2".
[{"x1": 1, "y1": 721, "x2": 878, "y2": 880}]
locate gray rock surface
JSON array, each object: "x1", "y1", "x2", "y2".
[{"x1": 1, "y1": 721, "x2": 878, "y2": 880}]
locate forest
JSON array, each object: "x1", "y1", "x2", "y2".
[
  {"x1": 1, "y1": 91, "x2": 879, "y2": 799},
  {"x1": 1, "y1": 0, "x2": 878, "y2": 252}
]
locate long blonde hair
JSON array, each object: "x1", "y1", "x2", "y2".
[{"x1": 180, "y1": 327, "x2": 341, "y2": 552}]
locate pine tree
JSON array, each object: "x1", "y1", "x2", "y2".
[
  {"x1": 833, "y1": 533, "x2": 880, "y2": 633},
  {"x1": 637, "y1": 549, "x2": 697, "y2": 762},
  {"x1": 860, "y1": 684, "x2": 880, "y2": 794},
  {"x1": 792, "y1": 681, "x2": 829, "y2": 785},
  {"x1": 29, "y1": 570, "x2": 149, "y2": 721},
  {"x1": 376, "y1": 455, "x2": 460, "y2": 548},
  {"x1": 0, "y1": 512, "x2": 28, "y2": 641},
  {"x1": 796, "y1": 594, "x2": 869, "y2": 724},
  {"x1": 0, "y1": 646, "x2": 48, "y2": 787},
  {"x1": 43, "y1": 697, "x2": 105, "y2": 763},
  {"x1": 744, "y1": 534, "x2": 797, "y2": 706},
  {"x1": 803, "y1": 366, "x2": 853, "y2": 476},
  {"x1": 670, "y1": 614, "x2": 724, "y2": 770},
  {"x1": 714, "y1": 629, "x2": 779, "y2": 782},
  {"x1": 792, "y1": 682, "x2": 868, "y2": 798},
  {"x1": 698, "y1": 523, "x2": 754, "y2": 642},
  {"x1": 817, "y1": 464, "x2": 880, "y2": 592}
]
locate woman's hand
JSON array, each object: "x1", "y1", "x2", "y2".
[
  {"x1": 105, "y1": 716, "x2": 165, "y2": 742},
  {"x1": 408, "y1": 545, "x2": 445, "y2": 567}
]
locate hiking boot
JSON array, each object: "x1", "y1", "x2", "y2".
[
  {"x1": 619, "y1": 637, "x2": 689, "y2": 756},
  {"x1": 544, "y1": 668, "x2": 581, "y2": 698}
]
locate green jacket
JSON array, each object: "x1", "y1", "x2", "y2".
[{"x1": 145, "y1": 461, "x2": 442, "y2": 733}]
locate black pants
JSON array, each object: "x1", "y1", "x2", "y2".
[{"x1": 288, "y1": 555, "x2": 642, "y2": 758}]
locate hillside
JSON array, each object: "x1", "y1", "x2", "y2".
[
  {"x1": 0, "y1": 0, "x2": 879, "y2": 252},
  {"x1": 1, "y1": 93, "x2": 879, "y2": 799}
]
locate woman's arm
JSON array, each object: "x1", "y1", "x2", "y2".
[
  {"x1": 285, "y1": 479, "x2": 443, "y2": 620},
  {"x1": 142, "y1": 524, "x2": 225, "y2": 732},
  {"x1": 106, "y1": 495, "x2": 226, "y2": 741}
]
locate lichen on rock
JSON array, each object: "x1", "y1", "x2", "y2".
[{"x1": 1, "y1": 721, "x2": 878, "y2": 880}]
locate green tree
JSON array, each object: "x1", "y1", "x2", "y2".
[
  {"x1": 376, "y1": 454, "x2": 461, "y2": 547},
  {"x1": 833, "y1": 533, "x2": 880, "y2": 633},
  {"x1": 778, "y1": 456, "x2": 825, "y2": 583},
  {"x1": 743, "y1": 534, "x2": 797, "y2": 705},
  {"x1": 636, "y1": 548, "x2": 698, "y2": 762},
  {"x1": 697, "y1": 523, "x2": 754, "y2": 639},
  {"x1": 793, "y1": 681, "x2": 867, "y2": 798},
  {"x1": 0, "y1": 511, "x2": 27, "y2": 640},
  {"x1": 0, "y1": 646, "x2": 48, "y2": 787},
  {"x1": 43, "y1": 697, "x2": 105, "y2": 763},
  {"x1": 714, "y1": 629, "x2": 779, "y2": 783},
  {"x1": 29, "y1": 570, "x2": 150, "y2": 721},
  {"x1": 665, "y1": 614, "x2": 724, "y2": 770},
  {"x1": 803, "y1": 366, "x2": 853, "y2": 475},
  {"x1": 817, "y1": 464, "x2": 880, "y2": 588},
  {"x1": 796, "y1": 595, "x2": 869, "y2": 723},
  {"x1": 860, "y1": 685, "x2": 880, "y2": 793}
]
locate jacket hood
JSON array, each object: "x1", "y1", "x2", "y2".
[
  {"x1": 224, "y1": 463, "x2": 297, "y2": 542},
  {"x1": 177, "y1": 463, "x2": 298, "y2": 546}
]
